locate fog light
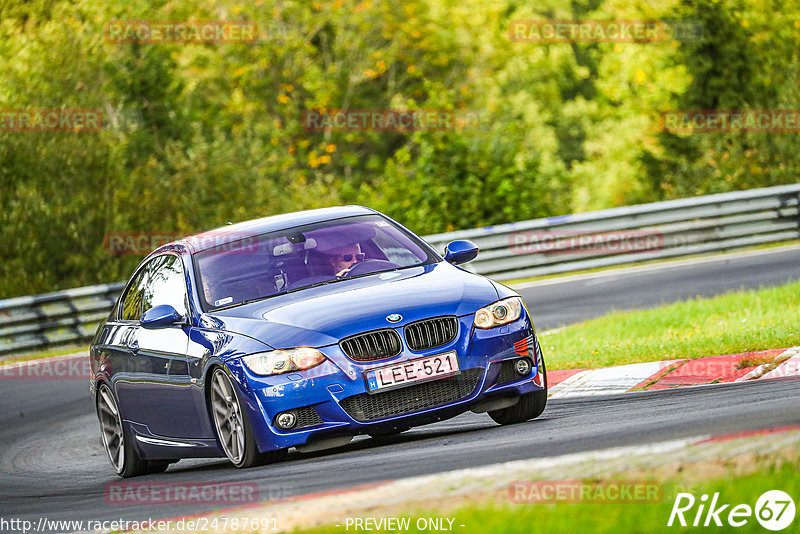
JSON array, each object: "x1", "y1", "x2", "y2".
[
  {"x1": 275, "y1": 411, "x2": 297, "y2": 430},
  {"x1": 515, "y1": 358, "x2": 532, "y2": 376}
]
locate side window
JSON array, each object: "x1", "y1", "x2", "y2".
[
  {"x1": 120, "y1": 255, "x2": 188, "y2": 321},
  {"x1": 141, "y1": 255, "x2": 188, "y2": 317},
  {"x1": 121, "y1": 270, "x2": 147, "y2": 321}
]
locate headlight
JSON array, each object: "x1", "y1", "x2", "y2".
[
  {"x1": 474, "y1": 297, "x2": 523, "y2": 329},
  {"x1": 241, "y1": 348, "x2": 326, "y2": 376}
]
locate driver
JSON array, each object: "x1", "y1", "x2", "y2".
[{"x1": 326, "y1": 243, "x2": 365, "y2": 276}]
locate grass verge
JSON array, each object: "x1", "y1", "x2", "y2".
[
  {"x1": 540, "y1": 280, "x2": 799, "y2": 369},
  {"x1": 293, "y1": 457, "x2": 800, "y2": 534}
]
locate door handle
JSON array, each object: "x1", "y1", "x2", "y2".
[{"x1": 127, "y1": 339, "x2": 140, "y2": 353}]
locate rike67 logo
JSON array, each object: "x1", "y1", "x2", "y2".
[{"x1": 668, "y1": 490, "x2": 796, "y2": 531}]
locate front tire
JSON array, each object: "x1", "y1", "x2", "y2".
[
  {"x1": 96, "y1": 383, "x2": 163, "y2": 478},
  {"x1": 209, "y1": 368, "x2": 287, "y2": 468},
  {"x1": 489, "y1": 352, "x2": 548, "y2": 425}
]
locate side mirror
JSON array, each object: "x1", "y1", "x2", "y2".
[
  {"x1": 141, "y1": 304, "x2": 184, "y2": 329},
  {"x1": 443, "y1": 240, "x2": 479, "y2": 265}
]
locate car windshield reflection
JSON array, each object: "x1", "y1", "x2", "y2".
[{"x1": 193, "y1": 215, "x2": 437, "y2": 311}]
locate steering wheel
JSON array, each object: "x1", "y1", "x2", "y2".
[{"x1": 341, "y1": 259, "x2": 401, "y2": 277}]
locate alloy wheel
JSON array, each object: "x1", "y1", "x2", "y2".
[
  {"x1": 97, "y1": 384, "x2": 125, "y2": 473},
  {"x1": 210, "y1": 369, "x2": 246, "y2": 465}
]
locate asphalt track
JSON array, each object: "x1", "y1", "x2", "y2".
[{"x1": 1, "y1": 247, "x2": 798, "y2": 529}]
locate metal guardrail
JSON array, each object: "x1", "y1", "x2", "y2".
[
  {"x1": 1, "y1": 184, "x2": 798, "y2": 355},
  {"x1": 0, "y1": 283, "x2": 124, "y2": 356},
  {"x1": 425, "y1": 183, "x2": 800, "y2": 280}
]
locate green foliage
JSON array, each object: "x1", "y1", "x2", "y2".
[{"x1": 1, "y1": 0, "x2": 798, "y2": 297}]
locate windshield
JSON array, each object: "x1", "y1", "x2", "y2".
[{"x1": 193, "y1": 214, "x2": 437, "y2": 311}]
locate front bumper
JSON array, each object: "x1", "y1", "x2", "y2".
[{"x1": 226, "y1": 313, "x2": 544, "y2": 452}]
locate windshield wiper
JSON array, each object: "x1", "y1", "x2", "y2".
[
  {"x1": 226, "y1": 279, "x2": 342, "y2": 308},
  {"x1": 226, "y1": 296, "x2": 270, "y2": 308},
  {"x1": 283, "y1": 278, "x2": 341, "y2": 293}
]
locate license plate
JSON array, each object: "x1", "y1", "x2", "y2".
[{"x1": 365, "y1": 351, "x2": 460, "y2": 393}]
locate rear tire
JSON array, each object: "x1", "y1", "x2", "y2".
[
  {"x1": 488, "y1": 352, "x2": 547, "y2": 425},
  {"x1": 209, "y1": 368, "x2": 287, "y2": 468},
  {"x1": 96, "y1": 383, "x2": 162, "y2": 478}
]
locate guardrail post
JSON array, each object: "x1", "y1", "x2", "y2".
[{"x1": 796, "y1": 191, "x2": 800, "y2": 238}]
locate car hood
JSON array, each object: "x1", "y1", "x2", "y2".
[{"x1": 204, "y1": 263, "x2": 499, "y2": 349}]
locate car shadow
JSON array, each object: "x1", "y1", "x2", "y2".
[{"x1": 163, "y1": 414, "x2": 555, "y2": 475}]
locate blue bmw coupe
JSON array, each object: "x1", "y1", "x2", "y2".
[{"x1": 90, "y1": 206, "x2": 547, "y2": 477}]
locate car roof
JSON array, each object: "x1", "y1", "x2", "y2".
[{"x1": 155, "y1": 205, "x2": 378, "y2": 255}]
